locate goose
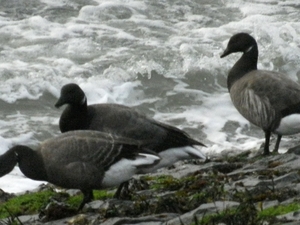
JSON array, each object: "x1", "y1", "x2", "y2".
[
  {"x1": 0, "y1": 130, "x2": 160, "y2": 210},
  {"x1": 221, "y1": 32, "x2": 300, "y2": 155},
  {"x1": 55, "y1": 83, "x2": 206, "y2": 173}
]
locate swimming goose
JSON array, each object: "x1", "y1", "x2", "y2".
[
  {"x1": 0, "y1": 130, "x2": 160, "y2": 210},
  {"x1": 55, "y1": 83, "x2": 206, "y2": 173},
  {"x1": 221, "y1": 32, "x2": 300, "y2": 155}
]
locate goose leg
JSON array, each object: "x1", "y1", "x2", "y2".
[
  {"x1": 114, "y1": 181, "x2": 129, "y2": 199},
  {"x1": 78, "y1": 190, "x2": 94, "y2": 211},
  {"x1": 273, "y1": 134, "x2": 282, "y2": 153},
  {"x1": 264, "y1": 131, "x2": 271, "y2": 155}
]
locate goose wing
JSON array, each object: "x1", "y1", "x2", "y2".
[
  {"x1": 40, "y1": 134, "x2": 159, "y2": 189},
  {"x1": 230, "y1": 70, "x2": 300, "y2": 130},
  {"x1": 88, "y1": 104, "x2": 204, "y2": 151},
  {"x1": 249, "y1": 71, "x2": 300, "y2": 113}
]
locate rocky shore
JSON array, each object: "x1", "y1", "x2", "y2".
[{"x1": 3, "y1": 147, "x2": 300, "y2": 225}]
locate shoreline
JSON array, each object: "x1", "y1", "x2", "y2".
[{"x1": 2, "y1": 148, "x2": 300, "y2": 224}]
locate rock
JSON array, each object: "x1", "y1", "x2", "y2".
[
  {"x1": 212, "y1": 162, "x2": 243, "y2": 174},
  {"x1": 85, "y1": 200, "x2": 105, "y2": 210},
  {"x1": 167, "y1": 201, "x2": 240, "y2": 225},
  {"x1": 277, "y1": 210, "x2": 300, "y2": 222},
  {"x1": 261, "y1": 200, "x2": 279, "y2": 210},
  {"x1": 0, "y1": 188, "x2": 14, "y2": 203},
  {"x1": 67, "y1": 214, "x2": 88, "y2": 225},
  {"x1": 287, "y1": 145, "x2": 300, "y2": 155},
  {"x1": 274, "y1": 172, "x2": 300, "y2": 187},
  {"x1": 5, "y1": 152, "x2": 300, "y2": 224},
  {"x1": 149, "y1": 161, "x2": 205, "y2": 179},
  {"x1": 16, "y1": 214, "x2": 39, "y2": 224},
  {"x1": 99, "y1": 213, "x2": 179, "y2": 225}
]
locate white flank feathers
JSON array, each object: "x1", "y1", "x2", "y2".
[
  {"x1": 101, "y1": 153, "x2": 160, "y2": 187},
  {"x1": 139, "y1": 146, "x2": 206, "y2": 174},
  {"x1": 276, "y1": 114, "x2": 300, "y2": 135}
]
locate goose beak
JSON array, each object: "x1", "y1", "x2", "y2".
[
  {"x1": 220, "y1": 48, "x2": 230, "y2": 58},
  {"x1": 55, "y1": 98, "x2": 64, "y2": 108}
]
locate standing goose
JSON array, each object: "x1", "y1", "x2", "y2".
[
  {"x1": 0, "y1": 130, "x2": 160, "y2": 210},
  {"x1": 221, "y1": 32, "x2": 300, "y2": 155},
  {"x1": 55, "y1": 83, "x2": 206, "y2": 173}
]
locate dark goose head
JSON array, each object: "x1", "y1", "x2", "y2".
[
  {"x1": 221, "y1": 32, "x2": 258, "y2": 91},
  {"x1": 55, "y1": 83, "x2": 89, "y2": 132},
  {"x1": 55, "y1": 83, "x2": 206, "y2": 172},
  {"x1": 0, "y1": 130, "x2": 160, "y2": 211},
  {"x1": 55, "y1": 83, "x2": 86, "y2": 108},
  {"x1": 221, "y1": 32, "x2": 300, "y2": 155},
  {"x1": 221, "y1": 32, "x2": 257, "y2": 58}
]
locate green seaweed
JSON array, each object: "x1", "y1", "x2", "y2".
[
  {"x1": 0, "y1": 189, "x2": 114, "y2": 219},
  {"x1": 0, "y1": 190, "x2": 55, "y2": 219},
  {"x1": 258, "y1": 202, "x2": 300, "y2": 219}
]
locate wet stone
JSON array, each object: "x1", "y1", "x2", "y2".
[
  {"x1": 212, "y1": 162, "x2": 243, "y2": 174},
  {"x1": 5, "y1": 152, "x2": 300, "y2": 225},
  {"x1": 0, "y1": 189, "x2": 14, "y2": 203},
  {"x1": 39, "y1": 200, "x2": 77, "y2": 222}
]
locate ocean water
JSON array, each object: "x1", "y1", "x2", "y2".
[{"x1": 0, "y1": 0, "x2": 300, "y2": 193}]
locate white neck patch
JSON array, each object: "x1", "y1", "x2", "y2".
[
  {"x1": 80, "y1": 95, "x2": 87, "y2": 105},
  {"x1": 245, "y1": 45, "x2": 254, "y2": 53}
]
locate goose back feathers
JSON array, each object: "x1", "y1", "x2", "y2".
[
  {"x1": 221, "y1": 32, "x2": 300, "y2": 155},
  {"x1": 0, "y1": 130, "x2": 160, "y2": 210}
]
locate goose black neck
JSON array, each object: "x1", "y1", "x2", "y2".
[
  {"x1": 69, "y1": 99, "x2": 88, "y2": 112},
  {"x1": 59, "y1": 102, "x2": 89, "y2": 132},
  {"x1": 14, "y1": 145, "x2": 48, "y2": 181},
  {"x1": 0, "y1": 148, "x2": 18, "y2": 177},
  {"x1": 227, "y1": 44, "x2": 258, "y2": 91}
]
